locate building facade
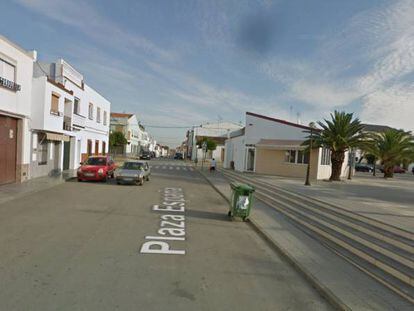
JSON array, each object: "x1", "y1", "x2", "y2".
[
  {"x1": 0, "y1": 36, "x2": 36, "y2": 184},
  {"x1": 187, "y1": 121, "x2": 243, "y2": 162},
  {"x1": 31, "y1": 59, "x2": 110, "y2": 178},
  {"x1": 109, "y1": 113, "x2": 155, "y2": 156},
  {"x1": 224, "y1": 112, "x2": 349, "y2": 180}
]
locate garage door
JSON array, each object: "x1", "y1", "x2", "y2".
[{"x1": 0, "y1": 115, "x2": 17, "y2": 185}]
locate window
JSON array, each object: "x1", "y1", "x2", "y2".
[
  {"x1": 73, "y1": 97, "x2": 80, "y2": 114},
  {"x1": 103, "y1": 111, "x2": 107, "y2": 125},
  {"x1": 321, "y1": 148, "x2": 331, "y2": 165},
  {"x1": 51, "y1": 93, "x2": 60, "y2": 115},
  {"x1": 85, "y1": 157, "x2": 106, "y2": 165},
  {"x1": 285, "y1": 150, "x2": 296, "y2": 163},
  {"x1": 296, "y1": 150, "x2": 309, "y2": 164},
  {"x1": 97, "y1": 107, "x2": 101, "y2": 123},
  {"x1": 88, "y1": 103, "x2": 93, "y2": 120},
  {"x1": 284, "y1": 149, "x2": 309, "y2": 164},
  {"x1": 38, "y1": 139, "x2": 48, "y2": 165},
  {"x1": 0, "y1": 58, "x2": 15, "y2": 82}
]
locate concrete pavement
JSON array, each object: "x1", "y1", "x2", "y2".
[
  {"x1": 199, "y1": 167, "x2": 413, "y2": 310},
  {"x1": 253, "y1": 171, "x2": 414, "y2": 232},
  {"x1": 0, "y1": 169, "x2": 76, "y2": 205},
  {"x1": 0, "y1": 159, "x2": 331, "y2": 311}
]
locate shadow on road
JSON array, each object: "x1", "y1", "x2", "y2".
[{"x1": 185, "y1": 209, "x2": 230, "y2": 222}]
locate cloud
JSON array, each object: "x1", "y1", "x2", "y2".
[
  {"x1": 360, "y1": 83, "x2": 414, "y2": 130},
  {"x1": 13, "y1": 0, "x2": 176, "y2": 61},
  {"x1": 258, "y1": 0, "x2": 414, "y2": 131}
]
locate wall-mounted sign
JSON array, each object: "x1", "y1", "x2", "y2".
[{"x1": 0, "y1": 76, "x2": 21, "y2": 91}]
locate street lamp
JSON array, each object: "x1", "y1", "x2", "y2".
[
  {"x1": 305, "y1": 127, "x2": 313, "y2": 186},
  {"x1": 347, "y1": 148, "x2": 353, "y2": 180}
]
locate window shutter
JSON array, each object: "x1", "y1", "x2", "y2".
[{"x1": 51, "y1": 94, "x2": 59, "y2": 113}]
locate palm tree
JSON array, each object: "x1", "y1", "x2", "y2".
[
  {"x1": 308, "y1": 111, "x2": 366, "y2": 181},
  {"x1": 366, "y1": 129, "x2": 414, "y2": 178}
]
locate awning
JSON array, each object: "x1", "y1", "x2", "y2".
[
  {"x1": 45, "y1": 132, "x2": 70, "y2": 142},
  {"x1": 255, "y1": 139, "x2": 305, "y2": 150}
]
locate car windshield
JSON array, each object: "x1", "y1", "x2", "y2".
[
  {"x1": 85, "y1": 157, "x2": 107, "y2": 165},
  {"x1": 122, "y1": 162, "x2": 144, "y2": 170}
]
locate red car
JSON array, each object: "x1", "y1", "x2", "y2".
[{"x1": 77, "y1": 156, "x2": 116, "y2": 182}]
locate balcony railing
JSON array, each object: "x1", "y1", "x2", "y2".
[{"x1": 63, "y1": 116, "x2": 72, "y2": 131}]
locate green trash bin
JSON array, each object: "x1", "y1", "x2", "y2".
[{"x1": 228, "y1": 182, "x2": 255, "y2": 221}]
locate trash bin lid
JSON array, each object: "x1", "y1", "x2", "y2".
[{"x1": 230, "y1": 182, "x2": 255, "y2": 192}]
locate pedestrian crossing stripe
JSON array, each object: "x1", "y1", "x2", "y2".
[{"x1": 149, "y1": 164, "x2": 195, "y2": 171}]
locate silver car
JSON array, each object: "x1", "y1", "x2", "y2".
[{"x1": 115, "y1": 161, "x2": 150, "y2": 186}]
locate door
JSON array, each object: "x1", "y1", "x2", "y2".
[
  {"x1": 87, "y1": 139, "x2": 92, "y2": 156},
  {"x1": 0, "y1": 116, "x2": 17, "y2": 184},
  {"x1": 102, "y1": 141, "x2": 106, "y2": 155},
  {"x1": 54, "y1": 142, "x2": 60, "y2": 169},
  {"x1": 95, "y1": 140, "x2": 99, "y2": 155},
  {"x1": 246, "y1": 148, "x2": 255, "y2": 171},
  {"x1": 77, "y1": 140, "x2": 81, "y2": 165},
  {"x1": 63, "y1": 141, "x2": 70, "y2": 170}
]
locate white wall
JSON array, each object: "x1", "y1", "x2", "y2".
[
  {"x1": 245, "y1": 114, "x2": 309, "y2": 145},
  {"x1": 224, "y1": 135, "x2": 245, "y2": 171},
  {"x1": 0, "y1": 36, "x2": 35, "y2": 167},
  {"x1": 0, "y1": 36, "x2": 34, "y2": 119}
]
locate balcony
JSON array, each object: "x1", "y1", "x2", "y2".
[
  {"x1": 63, "y1": 116, "x2": 72, "y2": 131},
  {"x1": 72, "y1": 113, "x2": 86, "y2": 128}
]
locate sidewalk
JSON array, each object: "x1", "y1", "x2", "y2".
[
  {"x1": 198, "y1": 168, "x2": 412, "y2": 311},
  {"x1": 0, "y1": 169, "x2": 76, "y2": 206}
]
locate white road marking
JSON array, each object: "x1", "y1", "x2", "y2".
[
  {"x1": 169, "y1": 166, "x2": 174, "y2": 170},
  {"x1": 176, "y1": 167, "x2": 180, "y2": 170}
]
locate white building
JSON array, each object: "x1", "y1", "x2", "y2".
[
  {"x1": 110, "y1": 113, "x2": 144, "y2": 156},
  {"x1": 224, "y1": 112, "x2": 349, "y2": 180},
  {"x1": 31, "y1": 59, "x2": 110, "y2": 178},
  {"x1": 0, "y1": 35, "x2": 36, "y2": 184},
  {"x1": 187, "y1": 121, "x2": 243, "y2": 162}
]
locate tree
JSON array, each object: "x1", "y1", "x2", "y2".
[
  {"x1": 365, "y1": 129, "x2": 414, "y2": 178},
  {"x1": 109, "y1": 131, "x2": 127, "y2": 152},
  {"x1": 307, "y1": 111, "x2": 366, "y2": 181},
  {"x1": 197, "y1": 138, "x2": 217, "y2": 152}
]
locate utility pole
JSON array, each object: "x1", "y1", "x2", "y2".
[{"x1": 305, "y1": 128, "x2": 313, "y2": 186}]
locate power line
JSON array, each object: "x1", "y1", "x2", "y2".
[{"x1": 142, "y1": 125, "x2": 193, "y2": 129}]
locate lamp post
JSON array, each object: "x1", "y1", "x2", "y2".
[
  {"x1": 347, "y1": 148, "x2": 353, "y2": 180},
  {"x1": 305, "y1": 128, "x2": 313, "y2": 186}
]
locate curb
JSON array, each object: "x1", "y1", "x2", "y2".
[{"x1": 197, "y1": 168, "x2": 350, "y2": 311}]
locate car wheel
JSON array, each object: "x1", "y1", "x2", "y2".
[
  {"x1": 78, "y1": 178, "x2": 82, "y2": 182},
  {"x1": 117, "y1": 181, "x2": 121, "y2": 185}
]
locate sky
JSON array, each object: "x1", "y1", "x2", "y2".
[{"x1": 1, "y1": 0, "x2": 414, "y2": 147}]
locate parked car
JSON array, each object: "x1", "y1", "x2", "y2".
[
  {"x1": 77, "y1": 156, "x2": 116, "y2": 182},
  {"x1": 115, "y1": 161, "x2": 150, "y2": 185},
  {"x1": 174, "y1": 152, "x2": 184, "y2": 160},
  {"x1": 140, "y1": 151, "x2": 151, "y2": 160},
  {"x1": 355, "y1": 163, "x2": 374, "y2": 173},
  {"x1": 379, "y1": 166, "x2": 406, "y2": 174}
]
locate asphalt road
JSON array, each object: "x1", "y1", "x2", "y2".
[{"x1": 0, "y1": 159, "x2": 331, "y2": 311}]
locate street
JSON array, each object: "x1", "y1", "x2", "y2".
[{"x1": 0, "y1": 159, "x2": 331, "y2": 311}]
